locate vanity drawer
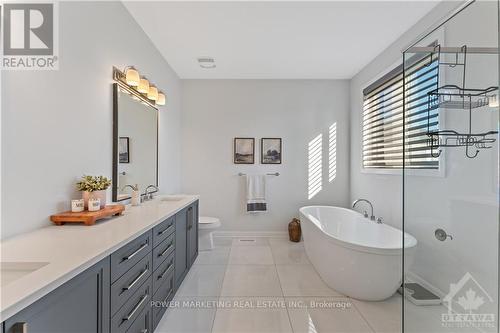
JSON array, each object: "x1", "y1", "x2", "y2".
[
  {"x1": 111, "y1": 278, "x2": 152, "y2": 333},
  {"x1": 111, "y1": 231, "x2": 152, "y2": 283},
  {"x1": 126, "y1": 306, "x2": 151, "y2": 333},
  {"x1": 153, "y1": 251, "x2": 174, "y2": 295},
  {"x1": 152, "y1": 271, "x2": 175, "y2": 330},
  {"x1": 153, "y1": 216, "x2": 175, "y2": 247},
  {"x1": 152, "y1": 233, "x2": 175, "y2": 271},
  {"x1": 111, "y1": 253, "x2": 152, "y2": 316}
]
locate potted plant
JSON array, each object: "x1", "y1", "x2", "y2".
[{"x1": 76, "y1": 175, "x2": 112, "y2": 209}]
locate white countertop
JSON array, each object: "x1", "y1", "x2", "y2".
[{"x1": 0, "y1": 194, "x2": 199, "y2": 322}]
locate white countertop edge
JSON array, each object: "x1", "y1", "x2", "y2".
[
  {"x1": 0, "y1": 252, "x2": 110, "y2": 323},
  {"x1": 0, "y1": 195, "x2": 199, "y2": 322}
]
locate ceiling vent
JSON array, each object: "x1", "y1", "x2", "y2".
[{"x1": 197, "y1": 57, "x2": 216, "y2": 69}]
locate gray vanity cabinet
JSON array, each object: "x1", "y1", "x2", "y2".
[
  {"x1": 187, "y1": 202, "x2": 199, "y2": 268},
  {"x1": 174, "y1": 207, "x2": 188, "y2": 287},
  {"x1": 174, "y1": 202, "x2": 199, "y2": 289},
  {"x1": 2, "y1": 200, "x2": 199, "y2": 333},
  {"x1": 4, "y1": 257, "x2": 110, "y2": 333}
]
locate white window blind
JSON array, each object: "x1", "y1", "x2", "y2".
[{"x1": 362, "y1": 56, "x2": 439, "y2": 170}]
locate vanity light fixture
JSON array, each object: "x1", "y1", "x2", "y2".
[
  {"x1": 112, "y1": 66, "x2": 166, "y2": 109},
  {"x1": 147, "y1": 85, "x2": 158, "y2": 101},
  {"x1": 157, "y1": 92, "x2": 166, "y2": 106},
  {"x1": 137, "y1": 77, "x2": 150, "y2": 94},
  {"x1": 125, "y1": 66, "x2": 140, "y2": 86}
]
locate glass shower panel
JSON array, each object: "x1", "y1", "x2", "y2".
[{"x1": 403, "y1": 1, "x2": 499, "y2": 333}]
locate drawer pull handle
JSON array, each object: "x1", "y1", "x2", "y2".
[
  {"x1": 122, "y1": 267, "x2": 149, "y2": 292},
  {"x1": 157, "y1": 260, "x2": 174, "y2": 280},
  {"x1": 158, "y1": 225, "x2": 173, "y2": 236},
  {"x1": 158, "y1": 243, "x2": 173, "y2": 258},
  {"x1": 122, "y1": 242, "x2": 148, "y2": 262},
  {"x1": 162, "y1": 286, "x2": 173, "y2": 303},
  {"x1": 187, "y1": 207, "x2": 194, "y2": 230},
  {"x1": 141, "y1": 330, "x2": 148, "y2": 333},
  {"x1": 123, "y1": 294, "x2": 148, "y2": 322},
  {"x1": 163, "y1": 289, "x2": 173, "y2": 303}
]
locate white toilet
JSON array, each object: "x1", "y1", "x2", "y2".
[{"x1": 199, "y1": 216, "x2": 221, "y2": 250}]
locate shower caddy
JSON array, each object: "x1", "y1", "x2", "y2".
[{"x1": 420, "y1": 44, "x2": 498, "y2": 158}]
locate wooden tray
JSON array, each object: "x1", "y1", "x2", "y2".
[{"x1": 50, "y1": 205, "x2": 125, "y2": 226}]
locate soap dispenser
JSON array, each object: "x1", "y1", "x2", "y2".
[
  {"x1": 124, "y1": 184, "x2": 140, "y2": 206},
  {"x1": 131, "y1": 184, "x2": 140, "y2": 206}
]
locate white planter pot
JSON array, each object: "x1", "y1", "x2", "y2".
[{"x1": 82, "y1": 190, "x2": 107, "y2": 209}]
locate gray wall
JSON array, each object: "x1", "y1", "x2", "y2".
[
  {"x1": 349, "y1": 0, "x2": 498, "y2": 311},
  {"x1": 1, "y1": 1, "x2": 182, "y2": 239},
  {"x1": 350, "y1": 1, "x2": 462, "y2": 231},
  {"x1": 181, "y1": 80, "x2": 350, "y2": 233}
]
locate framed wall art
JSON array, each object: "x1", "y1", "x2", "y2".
[
  {"x1": 234, "y1": 138, "x2": 255, "y2": 164},
  {"x1": 119, "y1": 137, "x2": 130, "y2": 163},
  {"x1": 261, "y1": 138, "x2": 282, "y2": 164}
]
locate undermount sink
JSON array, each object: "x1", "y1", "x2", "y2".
[
  {"x1": 159, "y1": 195, "x2": 185, "y2": 202},
  {"x1": 1, "y1": 262, "x2": 49, "y2": 287}
]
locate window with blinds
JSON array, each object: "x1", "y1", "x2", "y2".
[{"x1": 362, "y1": 55, "x2": 439, "y2": 170}]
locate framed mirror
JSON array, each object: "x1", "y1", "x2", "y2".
[{"x1": 112, "y1": 83, "x2": 158, "y2": 202}]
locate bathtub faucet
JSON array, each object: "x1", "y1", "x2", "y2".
[{"x1": 352, "y1": 199, "x2": 375, "y2": 221}]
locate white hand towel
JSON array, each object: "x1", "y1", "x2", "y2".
[{"x1": 246, "y1": 175, "x2": 267, "y2": 213}]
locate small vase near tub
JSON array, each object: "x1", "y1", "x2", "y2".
[
  {"x1": 83, "y1": 190, "x2": 107, "y2": 209},
  {"x1": 288, "y1": 218, "x2": 301, "y2": 242}
]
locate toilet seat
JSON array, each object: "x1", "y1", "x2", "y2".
[
  {"x1": 199, "y1": 216, "x2": 221, "y2": 251},
  {"x1": 199, "y1": 216, "x2": 221, "y2": 229}
]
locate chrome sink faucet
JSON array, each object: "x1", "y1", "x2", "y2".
[
  {"x1": 352, "y1": 199, "x2": 375, "y2": 222},
  {"x1": 143, "y1": 185, "x2": 159, "y2": 201}
]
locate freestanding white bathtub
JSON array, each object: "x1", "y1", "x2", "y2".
[{"x1": 299, "y1": 206, "x2": 417, "y2": 301}]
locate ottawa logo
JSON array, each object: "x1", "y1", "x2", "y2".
[{"x1": 442, "y1": 272, "x2": 495, "y2": 329}]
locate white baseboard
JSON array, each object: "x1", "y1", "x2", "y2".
[{"x1": 213, "y1": 231, "x2": 288, "y2": 238}]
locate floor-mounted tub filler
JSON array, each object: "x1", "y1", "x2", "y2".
[{"x1": 299, "y1": 206, "x2": 417, "y2": 301}]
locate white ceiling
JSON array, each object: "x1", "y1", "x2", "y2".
[{"x1": 124, "y1": 1, "x2": 439, "y2": 79}]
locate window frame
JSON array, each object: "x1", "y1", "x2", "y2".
[{"x1": 359, "y1": 58, "x2": 445, "y2": 178}]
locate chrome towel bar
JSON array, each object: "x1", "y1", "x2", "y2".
[{"x1": 238, "y1": 172, "x2": 280, "y2": 176}]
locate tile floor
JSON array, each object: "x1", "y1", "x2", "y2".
[{"x1": 155, "y1": 237, "x2": 480, "y2": 333}]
